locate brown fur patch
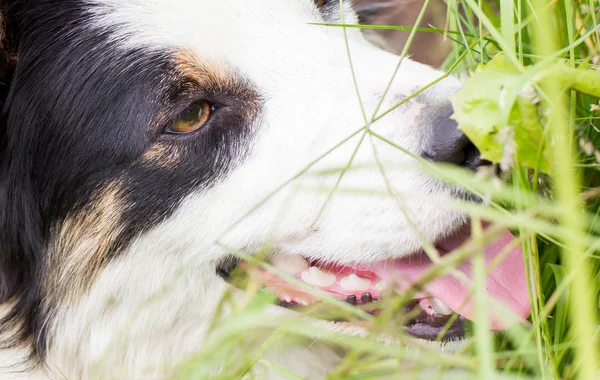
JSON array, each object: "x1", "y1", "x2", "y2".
[
  {"x1": 45, "y1": 181, "x2": 125, "y2": 306},
  {"x1": 139, "y1": 143, "x2": 182, "y2": 168},
  {"x1": 173, "y1": 50, "x2": 239, "y2": 90}
]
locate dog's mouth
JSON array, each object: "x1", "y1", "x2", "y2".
[{"x1": 220, "y1": 222, "x2": 531, "y2": 342}]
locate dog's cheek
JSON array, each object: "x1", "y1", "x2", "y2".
[{"x1": 45, "y1": 250, "x2": 230, "y2": 378}]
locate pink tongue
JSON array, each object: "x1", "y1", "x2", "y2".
[{"x1": 374, "y1": 225, "x2": 531, "y2": 330}]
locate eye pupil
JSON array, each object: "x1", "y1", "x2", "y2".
[
  {"x1": 181, "y1": 102, "x2": 203, "y2": 122},
  {"x1": 168, "y1": 100, "x2": 212, "y2": 134}
]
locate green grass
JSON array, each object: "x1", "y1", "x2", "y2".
[{"x1": 168, "y1": 1, "x2": 600, "y2": 379}]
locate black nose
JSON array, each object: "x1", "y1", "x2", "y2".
[{"x1": 422, "y1": 105, "x2": 483, "y2": 170}]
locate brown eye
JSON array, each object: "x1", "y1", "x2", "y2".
[
  {"x1": 315, "y1": 0, "x2": 328, "y2": 8},
  {"x1": 168, "y1": 100, "x2": 213, "y2": 134}
]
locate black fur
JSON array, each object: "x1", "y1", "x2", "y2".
[{"x1": 0, "y1": 0, "x2": 260, "y2": 362}]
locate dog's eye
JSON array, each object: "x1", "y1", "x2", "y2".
[{"x1": 167, "y1": 100, "x2": 213, "y2": 134}]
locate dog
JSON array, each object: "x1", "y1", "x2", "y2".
[{"x1": 0, "y1": 0, "x2": 531, "y2": 378}]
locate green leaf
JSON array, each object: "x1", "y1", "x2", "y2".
[
  {"x1": 451, "y1": 54, "x2": 551, "y2": 172},
  {"x1": 548, "y1": 264, "x2": 569, "y2": 348},
  {"x1": 450, "y1": 54, "x2": 552, "y2": 173},
  {"x1": 451, "y1": 54, "x2": 600, "y2": 174}
]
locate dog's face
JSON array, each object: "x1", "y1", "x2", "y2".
[{"x1": 0, "y1": 0, "x2": 530, "y2": 377}]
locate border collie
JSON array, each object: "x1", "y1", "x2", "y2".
[{"x1": 0, "y1": 0, "x2": 531, "y2": 378}]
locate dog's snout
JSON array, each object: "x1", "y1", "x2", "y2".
[{"x1": 422, "y1": 106, "x2": 482, "y2": 170}]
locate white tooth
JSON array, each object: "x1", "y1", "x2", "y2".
[
  {"x1": 430, "y1": 297, "x2": 453, "y2": 315},
  {"x1": 340, "y1": 274, "x2": 371, "y2": 291},
  {"x1": 297, "y1": 298, "x2": 310, "y2": 306},
  {"x1": 270, "y1": 255, "x2": 309, "y2": 275},
  {"x1": 375, "y1": 280, "x2": 388, "y2": 292},
  {"x1": 300, "y1": 267, "x2": 336, "y2": 287}
]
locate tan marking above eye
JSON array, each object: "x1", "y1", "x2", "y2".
[{"x1": 169, "y1": 100, "x2": 212, "y2": 134}]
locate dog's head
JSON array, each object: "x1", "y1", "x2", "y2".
[{"x1": 0, "y1": 0, "x2": 530, "y2": 376}]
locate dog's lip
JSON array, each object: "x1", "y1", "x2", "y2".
[
  {"x1": 274, "y1": 296, "x2": 466, "y2": 342},
  {"x1": 405, "y1": 315, "x2": 466, "y2": 342}
]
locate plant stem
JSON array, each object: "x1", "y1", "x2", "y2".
[{"x1": 531, "y1": 0, "x2": 600, "y2": 378}]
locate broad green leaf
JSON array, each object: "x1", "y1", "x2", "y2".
[
  {"x1": 450, "y1": 54, "x2": 551, "y2": 173},
  {"x1": 451, "y1": 54, "x2": 600, "y2": 174}
]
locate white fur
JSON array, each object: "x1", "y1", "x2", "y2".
[{"x1": 1, "y1": 1, "x2": 468, "y2": 378}]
